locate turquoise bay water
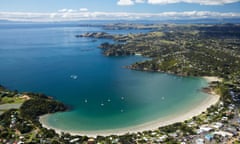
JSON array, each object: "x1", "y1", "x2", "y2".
[{"x1": 0, "y1": 23, "x2": 209, "y2": 131}]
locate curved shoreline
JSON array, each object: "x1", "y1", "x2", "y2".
[{"x1": 39, "y1": 76, "x2": 221, "y2": 137}]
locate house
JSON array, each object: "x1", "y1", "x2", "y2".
[
  {"x1": 187, "y1": 121, "x2": 196, "y2": 127},
  {"x1": 221, "y1": 117, "x2": 228, "y2": 121},
  {"x1": 213, "y1": 131, "x2": 233, "y2": 137},
  {"x1": 169, "y1": 132, "x2": 178, "y2": 138},
  {"x1": 205, "y1": 134, "x2": 213, "y2": 141},
  {"x1": 197, "y1": 125, "x2": 213, "y2": 134},
  {"x1": 19, "y1": 136, "x2": 24, "y2": 140},
  {"x1": 219, "y1": 101, "x2": 224, "y2": 106},
  {"x1": 87, "y1": 138, "x2": 95, "y2": 144},
  {"x1": 151, "y1": 132, "x2": 157, "y2": 136},
  {"x1": 237, "y1": 118, "x2": 240, "y2": 123},
  {"x1": 226, "y1": 127, "x2": 238, "y2": 136},
  {"x1": 112, "y1": 138, "x2": 119, "y2": 143},
  {"x1": 70, "y1": 138, "x2": 80, "y2": 143},
  {"x1": 17, "y1": 141, "x2": 24, "y2": 144},
  {"x1": 142, "y1": 137, "x2": 148, "y2": 141},
  {"x1": 156, "y1": 135, "x2": 168, "y2": 142},
  {"x1": 195, "y1": 138, "x2": 204, "y2": 144},
  {"x1": 211, "y1": 122, "x2": 223, "y2": 129},
  {"x1": 228, "y1": 104, "x2": 235, "y2": 110}
]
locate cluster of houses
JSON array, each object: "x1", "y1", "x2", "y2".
[
  {"x1": 189, "y1": 103, "x2": 239, "y2": 144},
  {"x1": 9, "y1": 113, "x2": 17, "y2": 129},
  {"x1": 130, "y1": 101, "x2": 240, "y2": 144},
  {"x1": 0, "y1": 112, "x2": 25, "y2": 144}
]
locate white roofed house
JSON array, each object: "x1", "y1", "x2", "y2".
[
  {"x1": 197, "y1": 125, "x2": 213, "y2": 134},
  {"x1": 213, "y1": 131, "x2": 233, "y2": 138},
  {"x1": 211, "y1": 122, "x2": 223, "y2": 129}
]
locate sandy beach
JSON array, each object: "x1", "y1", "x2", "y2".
[
  {"x1": 203, "y1": 76, "x2": 223, "y2": 83},
  {"x1": 39, "y1": 76, "x2": 221, "y2": 137}
]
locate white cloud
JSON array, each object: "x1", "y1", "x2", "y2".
[
  {"x1": 116, "y1": 0, "x2": 240, "y2": 5},
  {"x1": 135, "y1": 0, "x2": 145, "y2": 3},
  {"x1": 58, "y1": 9, "x2": 68, "y2": 12},
  {"x1": 79, "y1": 8, "x2": 88, "y2": 12},
  {"x1": 67, "y1": 9, "x2": 76, "y2": 13},
  {"x1": 58, "y1": 9, "x2": 76, "y2": 13},
  {"x1": 0, "y1": 11, "x2": 240, "y2": 22},
  {"x1": 147, "y1": 0, "x2": 240, "y2": 5},
  {"x1": 117, "y1": 0, "x2": 134, "y2": 5},
  {"x1": 49, "y1": 13, "x2": 57, "y2": 18}
]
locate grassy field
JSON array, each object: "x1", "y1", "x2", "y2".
[{"x1": 1, "y1": 96, "x2": 26, "y2": 104}]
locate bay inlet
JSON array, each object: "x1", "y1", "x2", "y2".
[{"x1": 0, "y1": 23, "x2": 218, "y2": 136}]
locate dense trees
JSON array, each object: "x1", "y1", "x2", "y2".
[
  {"x1": 160, "y1": 122, "x2": 195, "y2": 135},
  {"x1": 20, "y1": 97, "x2": 66, "y2": 120},
  {"x1": 125, "y1": 24, "x2": 240, "y2": 78}
]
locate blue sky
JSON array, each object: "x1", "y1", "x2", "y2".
[{"x1": 0, "y1": 0, "x2": 240, "y2": 21}]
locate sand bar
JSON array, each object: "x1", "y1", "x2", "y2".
[{"x1": 39, "y1": 76, "x2": 221, "y2": 137}]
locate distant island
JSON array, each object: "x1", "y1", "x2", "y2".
[{"x1": 1, "y1": 23, "x2": 240, "y2": 144}]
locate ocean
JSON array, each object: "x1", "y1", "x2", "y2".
[{"x1": 0, "y1": 23, "x2": 209, "y2": 131}]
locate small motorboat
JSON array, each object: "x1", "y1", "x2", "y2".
[{"x1": 70, "y1": 75, "x2": 78, "y2": 80}]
